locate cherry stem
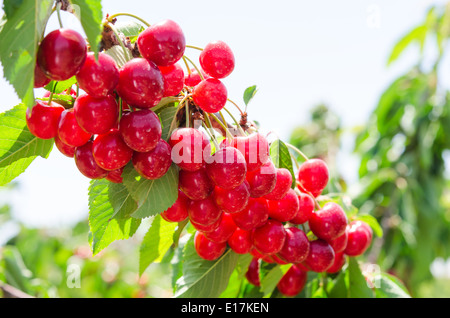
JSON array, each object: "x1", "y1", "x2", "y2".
[
  {"x1": 203, "y1": 113, "x2": 221, "y2": 147},
  {"x1": 107, "y1": 22, "x2": 132, "y2": 62},
  {"x1": 118, "y1": 98, "x2": 123, "y2": 122},
  {"x1": 185, "y1": 99, "x2": 190, "y2": 128},
  {"x1": 167, "y1": 95, "x2": 191, "y2": 137},
  {"x1": 202, "y1": 122, "x2": 220, "y2": 150},
  {"x1": 208, "y1": 112, "x2": 234, "y2": 140},
  {"x1": 285, "y1": 143, "x2": 309, "y2": 162},
  {"x1": 185, "y1": 44, "x2": 204, "y2": 51},
  {"x1": 290, "y1": 152, "x2": 300, "y2": 170},
  {"x1": 297, "y1": 180, "x2": 322, "y2": 210},
  {"x1": 182, "y1": 55, "x2": 205, "y2": 81},
  {"x1": 182, "y1": 56, "x2": 191, "y2": 75},
  {"x1": 56, "y1": 2, "x2": 64, "y2": 29},
  {"x1": 227, "y1": 98, "x2": 245, "y2": 116},
  {"x1": 222, "y1": 107, "x2": 246, "y2": 136},
  {"x1": 107, "y1": 13, "x2": 151, "y2": 27},
  {"x1": 48, "y1": 82, "x2": 58, "y2": 104},
  {"x1": 172, "y1": 218, "x2": 189, "y2": 248}
]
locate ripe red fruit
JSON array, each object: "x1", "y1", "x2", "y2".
[
  {"x1": 326, "y1": 252, "x2": 346, "y2": 274},
  {"x1": 329, "y1": 228, "x2": 349, "y2": 253},
  {"x1": 231, "y1": 197, "x2": 269, "y2": 231},
  {"x1": 74, "y1": 94, "x2": 118, "y2": 135},
  {"x1": 309, "y1": 202, "x2": 348, "y2": 241},
  {"x1": 227, "y1": 133, "x2": 269, "y2": 172},
  {"x1": 206, "y1": 146, "x2": 247, "y2": 190},
  {"x1": 199, "y1": 41, "x2": 235, "y2": 79},
  {"x1": 119, "y1": 109, "x2": 162, "y2": 152},
  {"x1": 170, "y1": 128, "x2": 211, "y2": 172},
  {"x1": 290, "y1": 193, "x2": 315, "y2": 225},
  {"x1": 26, "y1": 100, "x2": 64, "y2": 139},
  {"x1": 184, "y1": 68, "x2": 209, "y2": 86},
  {"x1": 277, "y1": 227, "x2": 310, "y2": 264},
  {"x1": 305, "y1": 239, "x2": 335, "y2": 273},
  {"x1": 194, "y1": 231, "x2": 227, "y2": 261},
  {"x1": 344, "y1": 220, "x2": 373, "y2": 256},
  {"x1": 161, "y1": 190, "x2": 189, "y2": 223},
  {"x1": 264, "y1": 168, "x2": 293, "y2": 201},
  {"x1": 34, "y1": 62, "x2": 51, "y2": 88},
  {"x1": 54, "y1": 134, "x2": 75, "y2": 158},
  {"x1": 297, "y1": 158, "x2": 329, "y2": 197},
  {"x1": 251, "y1": 219, "x2": 286, "y2": 255},
  {"x1": 191, "y1": 215, "x2": 222, "y2": 233},
  {"x1": 179, "y1": 168, "x2": 214, "y2": 201},
  {"x1": 74, "y1": 140, "x2": 109, "y2": 179},
  {"x1": 132, "y1": 139, "x2": 172, "y2": 179},
  {"x1": 106, "y1": 167, "x2": 124, "y2": 184},
  {"x1": 246, "y1": 160, "x2": 277, "y2": 198},
  {"x1": 204, "y1": 213, "x2": 237, "y2": 243},
  {"x1": 37, "y1": 28, "x2": 87, "y2": 81},
  {"x1": 92, "y1": 129, "x2": 133, "y2": 171},
  {"x1": 137, "y1": 19, "x2": 186, "y2": 67},
  {"x1": 227, "y1": 227, "x2": 253, "y2": 254},
  {"x1": 277, "y1": 265, "x2": 308, "y2": 297},
  {"x1": 192, "y1": 78, "x2": 227, "y2": 113},
  {"x1": 188, "y1": 196, "x2": 222, "y2": 227},
  {"x1": 76, "y1": 52, "x2": 119, "y2": 97},
  {"x1": 159, "y1": 63, "x2": 184, "y2": 97},
  {"x1": 57, "y1": 109, "x2": 92, "y2": 147},
  {"x1": 245, "y1": 258, "x2": 261, "y2": 287},
  {"x1": 213, "y1": 181, "x2": 250, "y2": 214},
  {"x1": 116, "y1": 58, "x2": 164, "y2": 108},
  {"x1": 267, "y1": 188, "x2": 299, "y2": 222}
]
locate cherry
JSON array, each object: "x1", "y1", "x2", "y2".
[
  {"x1": 326, "y1": 252, "x2": 346, "y2": 274},
  {"x1": 37, "y1": 28, "x2": 87, "y2": 81},
  {"x1": 194, "y1": 231, "x2": 227, "y2": 261},
  {"x1": 192, "y1": 78, "x2": 227, "y2": 113},
  {"x1": 206, "y1": 146, "x2": 247, "y2": 190},
  {"x1": 227, "y1": 133, "x2": 270, "y2": 172},
  {"x1": 34, "y1": 62, "x2": 50, "y2": 88},
  {"x1": 199, "y1": 41, "x2": 235, "y2": 79},
  {"x1": 178, "y1": 168, "x2": 214, "y2": 201},
  {"x1": 116, "y1": 58, "x2": 164, "y2": 108},
  {"x1": 106, "y1": 167, "x2": 124, "y2": 184},
  {"x1": 246, "y1": 160, "x2": 277, "y2": 198},
  {"x1": 245, "y1": 258, "x2": 261, "y2": 287},
  {"x1": 54, "y1": 134, "x2": 76, "y2": 158},
  {"x1": 231, "y1": 197, "x2": 269, "y2": 231},
  {"x1": 57, "y1": 109, "x2": 92, "y2": 147},
  {"x1": 74, "y1": 94, "x2": 118, "y2": 135},
  {"x1": 277, "y1": 265, "x2": 308, "y2": 297},
  {"x1": 119, "y1": 109, "x2": 162, "y2": 153},
  {"x1": 159, "y1": 63, "x2": 184, "y2": 97},
  {"x1": 92, "y1": 129, "x2": 133, "y2": 171},
  {"x1": 305, "y1": 239, "x2": 335, "y2": 273},
  {"x1": 297, "y1": 158, "x2": 329, "y2": 197},
  {"x1": 187, "y1": 196, "x2": 222, "y2": 227},
  {"x1": 267, "y1": 188, "x2": 299, "y2": 222},
  {"x1": 227, "y1": 227, "x2": 253, "y2": 254},
  {"x1": 308, "y1": 202, "x2": 348, "y2": 241},
  {"x1": 344, "y1": 220, "x2": 373, "y2": 256},
  {"x1": 213, "y1": 181, "x2": 250, "y2": 214},
  {"x1": 137, "y1": 19, "x2": 185, "y2": 67},
  {"x1": 132, "y1": 139, "x2": 172, "y2": 180},
  {"x1": 290, "y1": 193, "x2": 315, "y2": 225},
  {"x1": 277, "y1": 227, "x2": 310, "y2": 264},
  {"x1": 272, "y1": 254, "x2": 289, "y2": 265},
  {"x1": 204, "y1": 212, "x2": 237, "y2": 243},
  {"x1": 74, "y1": 140, "x2": 109, "y2": 179},
  {"x1": 264, "y1": 168, "x2": 293, "y2": 201},
  {"x1": 169, "y1": 128, "x2": 211, "y2": 171},
  {"x1": 251, "y1": 219, "x2": 286, "y2": 255},
  {"x1": 161, "y1": 190, "x2": 189, "y2": 223},
  {"x1": 26, "y1": 100, "x2": 65, "y2": 139},
  {"x1": 329, "y1": 228, "x2": 349, "y2": 253},
  {"x1": 191, "y1": 215, "x2": 222, "y2": 233},
  {"x1": 184, "y1": 67, "x2": 209, "y2": 86}
]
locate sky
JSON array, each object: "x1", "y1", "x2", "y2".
[{"x1": 0, "y1": 0, "x2": 448, "y2": 231}]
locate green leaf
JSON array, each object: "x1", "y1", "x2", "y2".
[
  {"x1": 0, "y1": 0, "x2": 54, "y2": 108},
  {"x1": 259, "y1": 264, "x2": 291, "y2": 296},
  {"x1": 114, "y1": 20, "x2": 145, "y2": 38},
  {"x1": 122, "y1": 163, "x2": 179, "y2": 219},
  {"x1": 43, "y1": 77, "x2": 77, "y2": 94},
  {"x1": 347, "y1": 257, "x2": 374, "y2": 298},
  {"x1": 243, "y1": 85, "x2": 258, "y2": 106},
  {"x1": 174, "y1": 236, "x2": 239, "y2": 298},
  {"x1": 158, "y1": 105, "x2": 179, "y2": 140},
  {"x1": 387, "y1": 24, "x2": 426, "y2": 66},
  {"x1": 327, "y1": 270, "x2": 348, "y2": 298},
  {"x1": 375, "y1": 273, "x2": 411, "y2": 298},
  {"x1": 139, "y1": 215, "x2": 178, "y2": 276},
  {"x1": 88, "y1": 179, "x2": 140, "y2": 255},
  {"x1": 270, "y1": 139, "x2": 296, "y2": 189},
  {"x1": 0, "y1": 104, "x2": 54, "y2": 186},
  {"x1": 104, "y1": 45, "x2": 129, "y2": 68},
  {"x1": 69, "y1": 0, "x2": 103, "y2": 56},
  {"x1": 355, "y1": 214, "x2": 383, "y2": 238}
]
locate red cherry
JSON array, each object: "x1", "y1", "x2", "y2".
[
  {"x1": 206, "y1": 146, "x2": 247, "y2": 190},
  {"x1": 26, "y1": 100, "x2": 65, "y2": 139},
  {"x1": 194, "y1": 231, "x2": 227, "y2": 261},
  {"x1": 204, "y1": 212, "x2": 236, "y2": 243},
  {"x1": 228, "y1": 133, "x2": 270, "y2": 172},
  {"x1": 309, "y1": 202, "x2": 348, "y2": 241},
  {"x1": 191, "y1": 215, "x2": 222, "y2": 233},
  {"x1": 246, "y1": 160, "x2": 277, "y2": 198},
  {"x1": 272, "y1": 254, "x2": 289, "y2": 265},
  {"x1": 277, "y1": 227, "x2": 310, "y2": 264},
  {"x1": 231, "y1": 197, "x2": 269, "y2": 231},
  {"x1": 227, "y1": 227, "x2": 253, "y2": 254},
  {"x1": 92, "y1": 129, "x2": 133, "y2": 171},
  {"x1": 106, "y1": 167, "x2": 124, "y2": 184},
  {"x1": 264, "y1": 168, "x2": 293, "y2": 201},
  {"x1": 179, "y1": 168, "x2": 214, "y2": 201},
  {"x1": 192, "y1": 78, "x2": 227, "y2": 113},
  {"x1": 54, "y1": 134, "x2": 75, "y2": 158},
  {"x1": 245, "y1": 258, "x2": 261, "y2": 287},
  {"x1": 326, "y1": 252, "x2": 346, "y2": 274},
  {"x1": 119, "y1": 109, "x2": 162, "y2": 152},
  {"x1": 169, "y1": 128, "x2": 211, "y2": 171},
  {"x1": 116, "y1": 58, "x2": 164, "y2": 108},
  {"x1": 161, "y1": 190, "x2": 189, "y2": 223},
  {"x1": 290, "y1": 193, "x2": 315, "y2": 225},
  {"x1": 132, "y1": 139, "x2": 172, "y2": 179},
  {"x1": 213, "y1": 181, "x2": 250, "y2": 214},
  {"x1": 76, "y1": 52, "x2": 119, "y2": 97},
  {"x1": 199, "y1": 41, "x2": 235, "y2": 79},
  {"x1": 344, "y1": 220, "x2": 373, "y2": 256},
  {"x1": 267, "y1": 188, "x2": 299, "y2": 222},
  {"x1": 297, "y1": 159, "x2": 329, "y2": 197},
  {"x1": 251, "y1": 219, "x2": 286, "y2": 255},
  {"x1": 57, "y1": 109, "x2": 92, "y2": 147},
  {"x1": 188, "y1": 196, "x2": 222, "y2": 227},
  {"x1": 74, "y1": 94, "x2": 118, "y2": 135},
  {"x1": 74, "y1": 140, "x2": 109, "y2": 179},
  {"x1": 305, "y1": 239, "x2": 335, "y2": 273},
  {"x1": 329, "y1": 228, "x2": 349, "y2": 253},
  {"x1": 34, "y1": 62, "x2": 50, "y2": 88},
  {"x1": 159, "y1": 63, "x2": 184, "y2": 97},
  {"x1": 184, "y1": 68, "x2": 209, "y2": 86},
  {"x1": 37, "y1": 28, "x2": 87, "y2": 81},
  {"x1": 277, "y1": 265, "x2": 308, "y2": 297}
]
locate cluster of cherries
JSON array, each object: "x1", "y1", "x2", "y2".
[{"x1": 28, "y1": 17, "x2": 373, "y2": 298}]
